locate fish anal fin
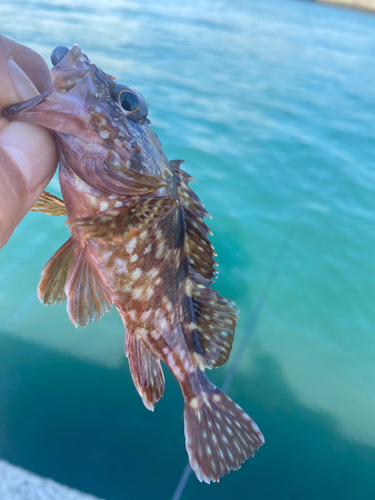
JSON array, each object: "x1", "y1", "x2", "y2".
[
  {"x1": 68, "y1": 196, "x2": 177, "y2": 243},
  {"x1": 65, "y1": 246, "x2": 113, "y2": 327},
  {"x1": 190, "y1": 273, "x2": 238, "y2": 368},
  {"x1": 125, "y1": 333, "x2": 165, "y2": 411},
  {"x1": 37, "y1": 237, "x2": 75, "y2": 305},
  {"x1": 30, "y1": 191, "x2": 67, "y2": 216},
  {"x1": 184, "y1": 382, "x2": 264, "y2": 483}
]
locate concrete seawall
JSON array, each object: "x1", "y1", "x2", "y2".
[{"x1": 318, "y1": 0, "x2": 375, "y2": 13}]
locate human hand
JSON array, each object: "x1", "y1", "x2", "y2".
[{"x1": 0, "y1": 35, "x2": 58, "y2": 249}]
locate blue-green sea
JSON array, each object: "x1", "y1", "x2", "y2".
[{"x1": 1, "y1": 0, "x2": 375, "y2": 498}]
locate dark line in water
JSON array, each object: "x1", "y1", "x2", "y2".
[{"x1": 171, "y1": 211, "x2": 299, "y2": 500}]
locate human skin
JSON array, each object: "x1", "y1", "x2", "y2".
[{"x1": 0, "y1": 35, "x2": 58, "y2": 249}]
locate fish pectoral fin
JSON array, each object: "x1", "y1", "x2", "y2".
[
  {"x1": 68, "y1": 196, "x2": 177, "y2": 243},
  {"x1": 190, "y1": 273, "x2": 239, "y2": 368},
  {"x1": 65, "y1": 245, "x2": 113, "y2": 327},
  {"x1": 30, "y1": 191, "x2": 67, "y2": 216},
  {"x1": 38, "y1": 237, "x2": 75, "y2": 305},
  {"x1": 125, "y1": 333, "x2": 165, "y2": 411},
  {"x1": 172, "y1": 164, "x2": 217, "y2": 280}
]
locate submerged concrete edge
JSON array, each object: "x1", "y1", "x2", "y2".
[{"x1": 0, "y1": 460, "x2": 105, "y2": 500}]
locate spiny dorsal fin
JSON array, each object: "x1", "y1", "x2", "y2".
[
  {"x1": 68, "y1": 196, "x2": 177, "y2": 244},
  {"x1": 38, "y1": 237, "x2": 75, "y2": 305},
  {"x1": 65, "y1": 245, "x2": 113, "y2": 327},
  {"x1": 30, "y1": 191, "x2": 67, "y2": 216},
  {"x1": 125, "y1": 333, "x2": 165, "y2": 411},
  {"x1": 190, "y1": 272, "x2": 239, "y2": 368},
  {"x1": 171, "y1": 163, "x2": 217, "y2": 280}
]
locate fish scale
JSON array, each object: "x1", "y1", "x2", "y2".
[{"x1": 3, "y1": 43, "x2": 264, "y2": 484}]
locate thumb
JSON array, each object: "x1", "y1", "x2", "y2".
[{"x1": 0, "y1": 35, "x2": 58, "y2": 249}]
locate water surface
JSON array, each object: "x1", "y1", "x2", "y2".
[{"x1": 0, "y1": 0, "x2": 375, "y2": 498}]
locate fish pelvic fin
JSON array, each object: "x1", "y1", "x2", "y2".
[
  {"x1": 125, "y1": 333, "x2": 165, "y2": 411},
  {"x1": 38, "y1": 237, "x2": 75, "y2": 305},
  {"x1": 68, "y1": 196, "x2": 177, "y2": 244},
  {"x1": 65, "y1": 245, "x2": 113, "y2": 327},
  {"x1": 31, "y1": 191, "x2": 67, "y2": 216},
  {"x1": 184, "y1": 382, "x2": 264, "y2": 483}
]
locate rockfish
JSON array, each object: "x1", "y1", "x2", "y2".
[{"x1": 4, "y1": 45, "x2": 264, "y2": 483}]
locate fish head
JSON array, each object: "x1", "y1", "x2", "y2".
[
  {"x1": 4, "y1": 44, "x2": 147, "y2": 140},
  {"x1": 4, "y1": 44, "x2": 171, "y2": 195}
]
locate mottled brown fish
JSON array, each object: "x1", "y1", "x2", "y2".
[{"x1": 4, "y1": 44, "x2": 264, "y2": 483}]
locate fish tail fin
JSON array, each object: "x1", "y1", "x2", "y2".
[{"x1": 183, "y1": 381, "x2": 264, "y2": 483}]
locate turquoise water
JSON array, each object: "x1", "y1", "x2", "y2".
[{"x1": 1, "y1": 0, "x2": 375, "y2": 498}]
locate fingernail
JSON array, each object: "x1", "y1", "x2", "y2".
[{"x1": 8, "y1": 58, "x2": 39, "y2": 101}]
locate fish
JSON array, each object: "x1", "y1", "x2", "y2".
[{"x1": 3, "y1": 44, "x2": 264, "y2": 483}]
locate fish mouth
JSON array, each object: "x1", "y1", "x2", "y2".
[
  {"x1": 3, "y1": 92, "x2": 48, "y2": 120},
  {"x1": 3, "y1": 44, "x2": 93, "y2": 132}
]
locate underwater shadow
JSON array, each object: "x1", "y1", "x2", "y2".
[
  {"x1": 0, "y1": 332, "x2": 374, "y2": 500},
  {"x1": 182, "y1": 351, "x2": 375, "y2": 500}
]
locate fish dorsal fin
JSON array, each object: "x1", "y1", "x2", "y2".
[
  {"x1": 171, "y1": 161, "x2": 237, "y2": 368},
  {"x1": 30, "y1": 191, "x2": 67, "y2": 216},
  {"x1": 125, "y1": 333, "x2": 165, "y2": 411},
  {"x1": 190, "y1": 273, "x2": 239, "y2": 368},
  {"x1": 65, "y1": 245, "x2": 113, "y2": 327},
  {"x1": 171, "y1": 163, "x2": 217, "y2": 280},
  {"x1": 38, "y1": 237, "x2": 75, "y2": 305},
  {"x1": 68, "y1": 196, "x2": 177, "y2": 244}
]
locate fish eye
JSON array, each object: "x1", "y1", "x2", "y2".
[
  {"x1": 119, "y1": 90, "x2": 140, "y2": 113},
  {"x1": 110, "y1": 84, "x2": 148, "y2": 123}
]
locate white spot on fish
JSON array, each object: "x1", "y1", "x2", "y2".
[
  {"x1": 114, "y1": 201, "x2": 122, "y2": 208},
  {"x1": 135, "y1": 327, "x2": 148, "y2": 337},
  {"x1": 126, "y1": 237, "x2": 137, "y2": 254},
  {"x1": 100, "y1": 130, "x2": 110, "y2": 139},
  {"x1": 159, "y1": 317, "x2": 169, "y2": 331},
  {"x1": 114, "y1": 258, "x2": 127, "y2": 274},
  {"x1": 101, "y1": 251, "x2": 113, "y2": 263},
  {"x1": 100, "y1": 201, "x2": 108, "y2": 211},
  {"x1": 190, "y1": 398, "x2": 199, "y2": 409},
  {"x1": 185, "y1": 279, "x2": 193, "y2": 297},
  {"x1": 147, "y1": 268, "x2": 158, "y2": 279},
  {"x1": 131, "y1": 268, "x2": 142, "y2": 281},
  {"x1": 114, "y1": 138, "x2": 122, "y2": 147},
  {"x1": 151, "y1": 329, "x2": 161, "y2": 339},
  {"x1": 130, "y1": 254, "x2": 138, "y2": 262},
  {"x1": 128, "y1": 310, "x2": 137, "y2": 321},
  {"x1": 141, "y1": 310, "x2": 152, "y2": 322},
  {"x1": 140, "y1": 230, "x2": 148, "y2": 241},
  {"x1": 156, "y1": 240, "x2": 165, "y2": 259},
  {"x1": 132, "y1": 287, "x2": 143, "y2": 299},
  {"x1": 144, "y1": 244, "x2": 152, "y2": 254}
]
